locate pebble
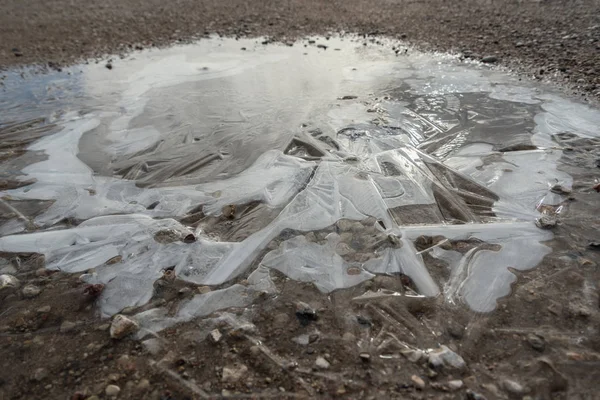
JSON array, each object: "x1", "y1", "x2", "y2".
[
  {"x1": 336, "y1": 220, "x2": 354, "y2": 232},
  {"x1": 466, "y1": 389, "x2": 488, "y2": 400},
  {"x1": 315, "y1": 356, "x2": 330, "y2": 369},
  {"x1": 448, "y1": 380, "x2": 464, "y2": 391},
  {"x1": 481, "y1": 55, "x2": 498, "y2": 63},
  {"x1": 428, "y1": 345, "x2": 467, "y2": 370},
  {"x1": 60, "y1": 320, "x2": 77, "y2": 333},
  {"x1": 0, "y1": 274, "x2": 20, "y2": 290},
  {"x1": 411, "y1": 375, "x2": 426, "y2": 389},
  {"x1": 209, "y1": 328, "x2": 222, "y2": 343},
  {"x1": 502, "y1": 379, "x2": 526, "y2": 395},
  {"x1": 197, "y1": 286, "x2": 212, "y2": 294},
  {"x1": 105, "y1": 62, "x2": 113, "y2": 70},
  {"x1": 535, "y1": 215, "x2": 557, "y2": 229},
  {"x1": 110, "y1": 314, "x2": 139, "y2": 339},
  {"x1": 32, "y1": 367, "x2": 48, "y2": 381},
  {"x1": 105, "y1": 384, "x2": 121, "y2": 397},
  {"x1": 295, "y1": 301, "x2": 318, "y2": 326},
  {"x1": 222, "y1": 364, "x2": 248, "y2": 382},
  {"x1": 136, "y1": 378, "x2": 150, "y2": 392},
  {"x1": 550, "y1": 184, "x2": 571, "y2": 195},
  {"x1": 527, "y1": 333, "x2": 545, "y2": 351},
  {"x1": 22, "y1": 284, "x2": 41, "y2": 298},
  {"x1": 37, "y1": 305, "x2": 51, "y2": 314}
]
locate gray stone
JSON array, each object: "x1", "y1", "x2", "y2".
[
  {"x1": 136, "y1": 378, "x2": 150, "y2": 392},
  {"x1": 428, "y1": 345, "x2": 466, "y2": 370},
  {"x1": 448, "y1": 380, "x2": 464, "y2": 391},
  {"x1": 60, "y1": 321, "x2": 77, "y2": 333},
  {"x1": 32, "y1": 368, "x2": 48, "y2": 382},
  {"x1": 0, "y1": 274, "x2": 19, "y2": 291},
  {"x1": 481, "y1": 55, "x2": 498, "y2": 63},
  {"x1": 110, "y1": 314, "x2": 139, "y2": 339},
  {"x1": 535, "y1": 215, "x2": 557, "y2": 229},
  {"x1": 222, "y1": 364, "x2": 248, "y2": 382},
  {"x1": 502, "y1": 379, "x2": 526, "y2": 395},
  {"x1": 315, "y1": 356, "x2": 330, "y2": 369},
  {"x1": 527, "y1": 333, "x2": 545, "y2": 351},
  {"x1": 105, "y1": 384, "x2": 121, "y2": 397},
  {"x1": 336, "y1": 220, "x2": 354, "y2": 232},
  {"x1": 37, "y1": 305, "x2": 51, "y2": 314},
  {"x1": 22, "y1": 284, "x2": 41, "y2": 298},
  {"x1": 209, "y1": 329, "x2": 222, "y2": 343}
]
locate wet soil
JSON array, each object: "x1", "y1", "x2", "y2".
[{"x1": 0, "y1": 0, "x2": 599, "y2": 102}]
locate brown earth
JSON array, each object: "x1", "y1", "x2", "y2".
[{"x1": 0, "y1": 0, "x2": 599, "y2": 101}]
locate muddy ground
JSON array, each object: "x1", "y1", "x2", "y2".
[{"x1": 0, "y1": 0, "x2": 599, "y2": 102}]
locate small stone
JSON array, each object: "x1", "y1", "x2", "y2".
[
  {"x1": 32, "y1": 367, "x2": 48, "y2": 381},
  {"x1": 209, "y1": 329, "x2": 222, "y2": 343},
  {"x1": 447, "y1": 322, "x2": 465, "y2": 339},
  {"x1": 222, "y1": 364, "x2": 248, "y2": 383},
  {"x1": 448, "y1": 380, "x2": 464, "y2": 391},
  {"x1": 315, "y1": 356, "x2": 330, "y2": 369},
  {"x1": 535, "y1": 215, "x2": 557, "y2": 229},
  {"x1": 136, "y1": 379, "x2": 150, "y2": 392},
  {"x1": 182, "y1": 234, "x2": 196, "y2": 243},
  {"x1": 60, "y1": 321, "x2": 77, "y2": 333},
  {"x1": 304, "y1": 232, "x2": 317, "y2": 242},
  {"x1": 527, "y1": 333, "x2": 545, "y2": 351},
  {"x1": 105, "y1": 63, "x2": 113, "y2": 70},
  {"x1": 141, "y1": 338, "x2": 162, "y2": 355},
  {"x1": 110, "y1": 315, "x2": 139, "y2": 339},
  {"x1": 428, "y1": 345, "x2": 466, "y2": 370},
  {"x1": 411, "y1": 375, "x2": 426, "y2": 389},
  {"x1": 502, "y1": 379, "x2": 526, "y2": 395},
  {"x1": 22, "y1": 284, "x2": 41, "y2": 298},
  {"x1": 0, "y1": 274, "x2": 20, "y2": 290},
  {"x1": 37, "y1": 305, "x2": 51, "y2": 314},
  {"x1": 295, "y1": 302, "x2": 318, "y2": 326},
  {"x1": 336, "y1": 220, "x2": 354, "y2": 232},
  {"x1": 466, "y1": 390, "x2": 488, "y2": 400},
  {"x1": 105, "y1": 384, "x2": 121, "y2": 397},
  {"x1": 96, "y1": 323, "x2": 110, "y2": 331},
  {"x1": 339, "y1": 95, "x2": 358, "y2": 100},
  {"x1": 197, "y1": 286, "x2": 211, "y2": 294},
  {"x1": 550, "y1": 184, "x2": 571, "y2": 195},
  {"x1": 359, "y1": 352, "x2": 371, "y2": 361},
  {"x1": 317, "y1": 44, "x2": 328, "y2": 50},
  {"x1": 481, "y1": 55, "x2": 498, "y2": 63},
  {"x1": 178, "y1": 287, "x2": 191, "y2": 295}
]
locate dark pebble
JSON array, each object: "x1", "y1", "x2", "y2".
[
  {"x1": 317, "y1": 44, "x2": 328, "y2": 50},
  {"x1": 105, "y1": 63, "x2": 113, "y2": 70},
  {"x1": 527, "y1": 333, "x2": 545, "y2": 351},
  {"x1": 481, "y1": 55, "x2": 498, "y2": 63},
  {"x1": 183, "y1": 234, "x2": 196, "y2": 243}
]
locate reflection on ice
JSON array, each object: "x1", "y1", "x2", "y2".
[{"x1": 1, "y1": 36, "x2": 599, "y2": 326}]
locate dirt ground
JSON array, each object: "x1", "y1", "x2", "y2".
[{"x1": 0, "y1": 0, "x2": 599, "y2": 101}]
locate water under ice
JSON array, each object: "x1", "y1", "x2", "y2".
[{"x1": 0, "y1": 36, "x2": 598, "y2": 325}]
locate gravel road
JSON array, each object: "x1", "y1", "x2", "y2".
[{"x1": 1, "y1": 0, "x2": 599, "y2": 100}]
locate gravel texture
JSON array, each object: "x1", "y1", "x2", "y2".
[{"x1": 1, "y1": 0, "x2": 599, "y2": 100}]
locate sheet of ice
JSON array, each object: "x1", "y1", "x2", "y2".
[
  {"x1": 394, "y1": 222, "x2": 552, "y2": 312},
  {"x1": 260, "y1": 235, "x2": 374, "y2": 292}
]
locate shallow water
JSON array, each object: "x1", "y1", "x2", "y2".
[{"x1": 1, "y1": 36, "x2": 599, "y2": 326}]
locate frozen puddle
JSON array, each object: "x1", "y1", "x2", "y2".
[{"x1": 1, "y1": 36, "x2": 599, "y2": 329}]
